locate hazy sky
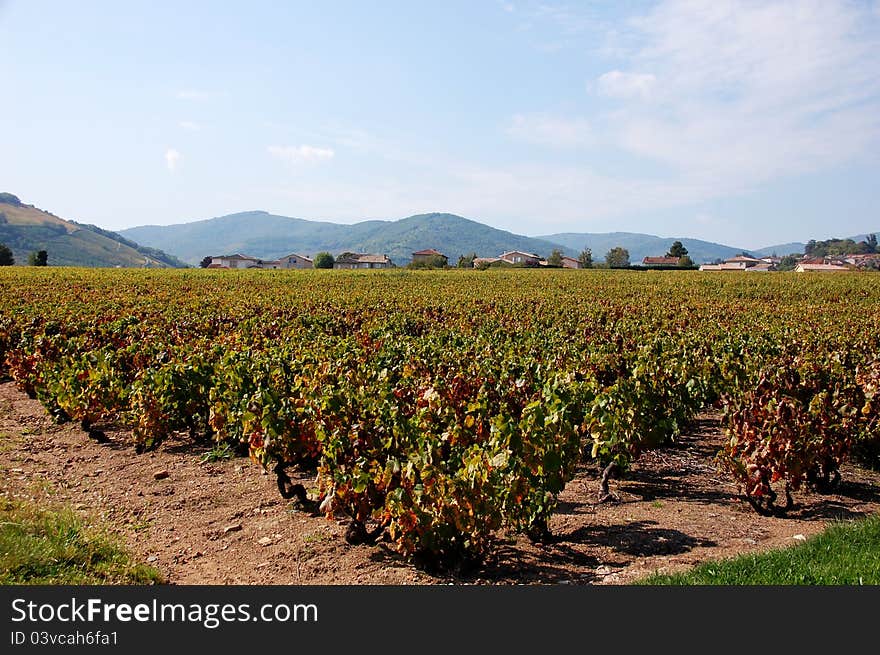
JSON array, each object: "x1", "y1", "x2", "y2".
[{"x1": 2, "y1": 0, "x2": 879, "y2": 248}]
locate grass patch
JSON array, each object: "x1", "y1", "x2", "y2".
[
  {"x1": 639, "y1": 514, "x2": 880, "y2": 585},
  {"x1": 0, "y1": 496, "x2": 163, "y2": 585},
  {"x1": 198, "y1": 442, "x2": 236, "y2": 464}
]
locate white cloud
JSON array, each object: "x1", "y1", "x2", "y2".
[
  {"x1": 178, "y1": 121, "x2": 202, "y2": 131},
  {"x1": 165, "y1": 148, "x2": 181, "y2": 172},
  {"x1": 267, "y1": 144, "x2": 335, "y2": 164},
  {"x1": 591, "y1": 0, "x2": 880, "y2": 196},
  {"x1": 506, "y1": 114, "x2": 593, "y2": 147},
  {"x1": 596, "y1": 70, "x2": 656, "y2": 99}
]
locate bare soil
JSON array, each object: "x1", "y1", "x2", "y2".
[{"x1": 2, "y1": 381, "x2": 878, "y2": 585}]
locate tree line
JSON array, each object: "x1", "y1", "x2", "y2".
[{"x1": 0, "y1": 244, "x2": 47, "y2": 266}]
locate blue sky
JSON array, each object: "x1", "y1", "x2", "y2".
[{"x1": 2, "y1": 0, "x2": 879, "y2": 248}]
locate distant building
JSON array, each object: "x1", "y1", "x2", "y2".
[
  {"x1": 642, "y1": 256, "x2": 681, "y2": 267},
  {"x1": 498, "y1": 250, "x2": 542, "y2": 266},
  {"x1": 472, "y1": 257, "x2": 500, "y2": 268},
  {"x1": 208, "y1": 253, "x2": 312, "y2": 269},
  {"x1": 411, "y1": 248, "x2": 448, "y2": 266},
  {"x1": 795, "y1": 263, "x2": 850, "y2": 272},
  {"x1": 843, "y1": 254, "x2": 880, "y2": 268},
  {"x1": 277, "y1": 253, "x2": 314, "y2": 269},
  {"x1": 210, "y1": 254, "x2": 261, "y2": 269},
  {"x1": 700, "y1": 254, "x2": 767, "y2": 271},
  {"x1": 560, "y1": 256, "x2": 581, "y2": 269},
  {"x1": 334, "y1": 253, "x2": 393, "y2": 269}
]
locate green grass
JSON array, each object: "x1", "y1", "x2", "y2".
[
  {"x1": 639, "y1": 514, "x2": 880, "y2": 585},
  {"x1": 0, "y1": 497, "x2": 163, "y2": 585},
  {"x1": 198, "y1": 441, "x2": 236, "y2": 463}
]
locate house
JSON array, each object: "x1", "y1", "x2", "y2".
[
  {"x1": 725, "y1": 255, "x2": 763, "y2": 268},
  {"x1": 208, "y1": 253, "x2": 312, "y2": 269},
  {"x1": 699, "y1": 262, "x2": 745, "y2": 271},
  {"x1": 642, "y1": 256, "x2": 681, "y2": 267},
  {"x1": 842, "y1": 253, "x2": 880, "y2": 268},
  {"x1": 795, "y1": 262, "x2": 850, "y2": 272},
  {"x1": 699, "y1": 254, "x2": 766, "y2": 271},
  {"x1": 411, "y1": 248, "x2": 448, "y2": 266},
  {"x1": 209, "y1": 254, "x2": 261, "y2": 269},
  {"x1": 498, "y1": 250, "x2": 542, "y2": 266},
  {"x1": 560, "y1": 256, "x2": 581, "y2": 269},
  {"x1": 277, "y1": 253, "x2": 314, "y2": 269},
  {"x1": 472, "y1": 257, "x2": 500, "y2": 268},
  {"x1": 333, "y1": 253, "x2": 393, "y2": 269}
]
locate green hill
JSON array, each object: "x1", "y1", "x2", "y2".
[
  {"x1": 537, "y1": 232, "x2": 750, "y2": 265},
  {"x1": 0, "y1": 193, "x2": 187, "y2": 268},
  {"x1": 117, "y1": 206, "x2": 880, "y2": 268},
  {"x1": 120, "y1": 211, "x2": 572, "y2": 266}
]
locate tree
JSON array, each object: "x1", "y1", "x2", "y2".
[
  {"x1": 0, "y1": 243, "x2": 13, "y2": 266},
  {"x1": 578, "y1": 247, "x2": 593, "y2": 269},
  {"x1": 777, "y1": 254, "x2": 799, "y2": 271},
  {"x1": 547, "y1": 249, "x2": 563, "y2": 267},
  {"x1": 199, "y1": 256, "x2": 213, "y2": 268},
  {"x1": 866, "y1": 234, "x2": 877, "y2": 254},
  {"x1": 313, "y1": 252, "x2": 334, "y2": 269},
  {"x1": 605, "y1": 247, "x2": 630, "y2": 269},
  {"x1": 28, "y1": 250, "x2": 48, "y2": 266},
  {"x1": 678, "y1": 255, "x2": 695, "y2": 268},
  {"x1": 457, "y1": 252, "x2": 477, "y2": 268},
  {"x1": 408, "y1": 255, "x2": 448, "y2": 269},
  {"x1": 666, "y1": 241, "x2": 688, "y2": 258}
]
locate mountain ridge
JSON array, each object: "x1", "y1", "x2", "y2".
[
  {"x1": 0, "y1": 193, "x2": 188, "y2": 268},
  {"x1": 121, "y1": 212, "x2": 574, "y2": 266},
  {"x1": 121, "y1": 209, "x2": 879, "y2": 266}
]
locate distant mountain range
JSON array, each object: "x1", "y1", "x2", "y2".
[
  {"x1": 120, "y1": 212, "x2": 572, "y2": 266},
  {"x1": 0, "y1": 193, "x2": 187, "y2": 268},
  {"x1": 123, "y1": 209, "x2": 877, "y2": 267},
  {"x1": 4, "y1": 193, "x2": 874, "y2": 268},
  {"x1": 538, "y1": 232, "x2": 746, "y2": 266}
]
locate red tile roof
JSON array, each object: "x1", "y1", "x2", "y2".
[{"x1": 642, "y1": 256, "x2": 680, "y2": 265}]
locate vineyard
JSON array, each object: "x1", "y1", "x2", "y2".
[{"x1": 1, "y1": 267, "x2": 879, "y2": 571}]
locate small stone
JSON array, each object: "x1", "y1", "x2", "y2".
[
  {"x1": 223, "y1": 523, "x2": 243, "y2": 534},
  {"x1": 256, "y1": 561, "x2": 271, "y2": 569},
  {"x1": 94, "y1": 469, "x2": 104, "y2": 476},
  {"x1": 258, "y1": 536, "x2": 273, "y2": 546},
  {"x1": 146, "y1": 555, "x2": 158, "y2": 563},
  {"x1": 153, "y1": 469, "x2": 170, "y2": 480},
  {"x1": 595, "y1": 565, "x2": 612, "y2": 575},
  {"x1": 792, "y1": 534, "x2": 807, "y2": 542}
]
